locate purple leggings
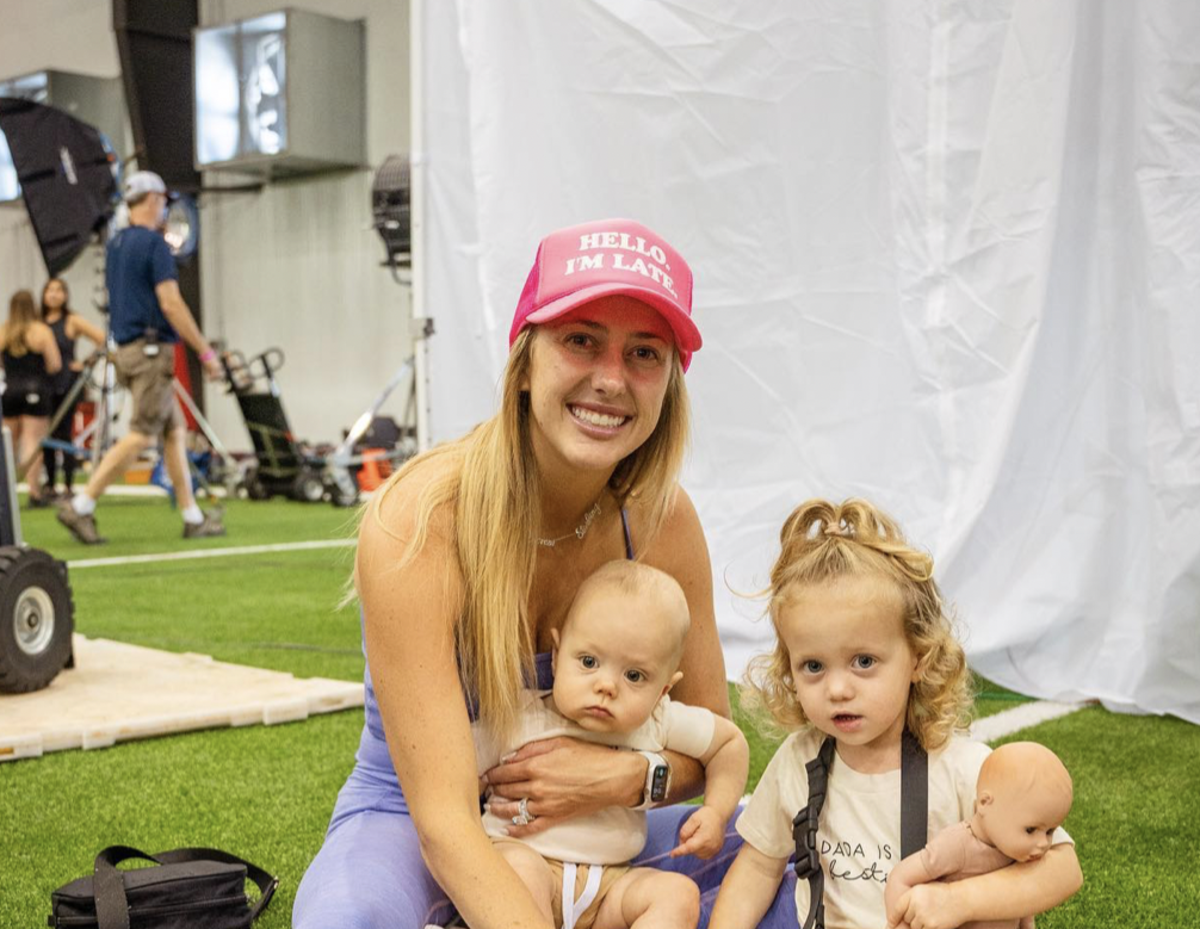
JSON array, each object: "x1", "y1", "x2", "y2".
[{"x1": 294, "y1": 725, "x2": 799, "y2": 928}]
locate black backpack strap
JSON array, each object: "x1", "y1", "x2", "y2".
[
  {"x1": 792, "y1": 736, "x2": 836, "y2": 929},
  {"x1": 900, "y1": 730, "x2": 929, "y2": 858},
  {"x1": 90, "y1": 845, "x2": 278, "y2": 929},
  {"x1": 791, "y1": 731, "x2": 928, "y2": 929},
  {"x1": 153, "y1": 848, "x2": 279, "y2": 921},
  {"x1": 92, "y1": 847, "x2": 158, "y2": 929}
]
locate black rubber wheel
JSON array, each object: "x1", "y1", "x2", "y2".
[
  {"x1": 291, "y1": 469, "x2": 326, "y2": 503},
  {"x1": 245, "y1": 472, "x2": 271, "y2": 501},
  {"x1": 0, "y1": 546, "x2": 75, "y2": 694}
]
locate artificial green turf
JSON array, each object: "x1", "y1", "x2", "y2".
[
  {"x1": 3, "y1": 710, "x2": 363, "y2": 929},
  {"x1": 2, "y1": 494, "x2": 1194, "y2": 927},
  {"x1": 67, "y1": 549, "x2": 363, "y2": 680}
]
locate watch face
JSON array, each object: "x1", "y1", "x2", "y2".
[{"x1": 650, "y1": 764, "x2": 670, "y2": 802}]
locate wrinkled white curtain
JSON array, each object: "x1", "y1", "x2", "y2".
[{"x1": 422, "y1": 0, "x2": 1200, "y2": 724}]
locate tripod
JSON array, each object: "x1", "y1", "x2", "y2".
[
  {"x1": 15, "y1": 346, "x2": 114, "y2": 485},
  {"x1": 17, "y1": 345, "x2": 240, "y2": 502}
]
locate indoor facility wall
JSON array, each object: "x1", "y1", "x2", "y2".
[
  {"x1": 197, "y1": 0, "x2": 413, "y2": 450},
  {"x1": 0, "y1": 0, "x2": 413, "y2": 451}
]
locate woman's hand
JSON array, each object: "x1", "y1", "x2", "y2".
[
  {"x1": 893, "y1": 883, "x2": 965, "y2": 929},
  {"x1": 483, "y1": 736, "x2": 642, "y2": 837}
]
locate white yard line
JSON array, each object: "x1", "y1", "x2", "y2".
[
  {"x1": 967, "y1": 699, "x2": 1088, "y2": 742},
  {"x1": 20, "y1": 482, "x2": 226, "y2": 498},
  {"x1": 68, "y1": 538, "x2": 356, "y2": 569}
]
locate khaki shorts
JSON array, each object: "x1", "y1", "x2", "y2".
[
  {"x1": 546, "y1": 858, "x2": 630, "y2": 929},
  {"x1": 115, "y1": 341, "x2": 185, "y2": 438}
]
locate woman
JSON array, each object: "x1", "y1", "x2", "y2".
[
  {"x1": 2, "y1": 289, "x2": 62, "y2": 506},
  {"x1": 294, "y1": 219, "x2": 736, "y2": 929},
  {"x1": 40, "y1": 278, "x2": 105, "y2": 498}
]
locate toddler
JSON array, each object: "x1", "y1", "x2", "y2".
[{"x1": 708, "y1": 498, "x2": 1081, "y2": 929}]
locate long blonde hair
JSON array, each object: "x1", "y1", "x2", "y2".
[
  {"x1": 370, "y1": 325, "x2": 691, "y2": 734},
  {"x1": 742, "y1": 498, "x2": 972, "y2": 752},
  {"x1": 3, "y1": 290, "x2": 39, "y2": 357}
]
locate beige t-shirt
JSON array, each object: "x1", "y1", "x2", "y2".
[
  {"x1": 475, "y1": 691, "x2": 715, "y2": 864},
  {"x1": 736, "y1": 729, "x2": 1073, "y2": 929}
]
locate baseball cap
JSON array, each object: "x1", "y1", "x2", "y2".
[
  {"x1": 123, "y1": 170, "x2": 167, "y2": 203},
  {"x1": 509, "y1": 219, "x2": 702, "y2": 371}
]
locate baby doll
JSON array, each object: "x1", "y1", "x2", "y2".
[{"x1": 886, "y1": 741, "x2": 1075, "y2": 929}]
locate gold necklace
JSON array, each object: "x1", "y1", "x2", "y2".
[{"x1": 537, "y1": 500, "x2": 602, "y2": 548}]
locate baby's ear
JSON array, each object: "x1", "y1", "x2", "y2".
[
  {"x1": 550, "y1": 628, "x2": 560, "y2": 672},
  {"x1": 662, "y1": 670, "x2": 684, "y2": 696},
  {"x1": 975, "y1": 790, "x2": 994, "y2": 812}
]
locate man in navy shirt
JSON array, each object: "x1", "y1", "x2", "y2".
[{"x1": 58, "y1": 171, "x2": 225, "y2": 544}]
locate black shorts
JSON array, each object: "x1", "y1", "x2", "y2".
[{"x1": 2, "y1": 382, "x2": 53, "y2": 418}]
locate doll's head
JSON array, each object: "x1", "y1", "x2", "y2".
[
  {"x1": 972, "y1": 741, "x2": 1073, "y2": 862},
  {"x1": 743, "y1": 498, "x2": 972, "y2": 752},
  {"x1": 550, "y1": 560, "x2": 689, "y2": 735}
]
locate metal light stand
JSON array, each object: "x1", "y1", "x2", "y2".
[
  {"x1": 325, "y1": 336, "x2": 425, "y2": 504},
  {"x1": 16, "y1": 345, "x2": 118, "y2": 483},
  {"x1": 171, "y1": 377, "x2": 244, "y2": 497}
]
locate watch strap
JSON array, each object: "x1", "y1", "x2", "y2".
[{"x1": 633, "y1": 750, "x2": 669, "y2": 810}]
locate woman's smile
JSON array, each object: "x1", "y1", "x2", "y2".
[{"x1": 568, "y1": 402, "x2": 632, "y2": 433}]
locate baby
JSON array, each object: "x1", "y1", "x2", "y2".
[
  {"x1": 886, "y1": 741, "x2": 1075, "y2": 929},
  {"x1": 474, "y1": 560, "x2": 750, "y2": 929}
]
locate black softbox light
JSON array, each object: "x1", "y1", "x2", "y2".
[{"x1": 0, "y1": 97, "x2": 118, "y2": 276}]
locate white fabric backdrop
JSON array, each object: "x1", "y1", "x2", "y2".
[{"x1": 422, "y1": 0, "x2": 1200, "y2": 724}]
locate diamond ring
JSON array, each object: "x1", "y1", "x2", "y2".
[{"x1": 512, "y1": 797, "x2": 535, "y2": 826}]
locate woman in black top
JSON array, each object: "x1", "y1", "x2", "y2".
[
  {"x1": 1, "y1": 289, "x2": 62, "y2": 506},
  {"x1": 40, "y1": 278, "x2": 105, "y2": 499}
]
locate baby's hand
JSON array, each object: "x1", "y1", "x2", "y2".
[{"x1": 669, "y1": 805, "x2": 725, "y2": 859}]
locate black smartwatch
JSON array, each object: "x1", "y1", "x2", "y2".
[{"x1": 634, "y1": 751, "x2": 670, "y2": 810}]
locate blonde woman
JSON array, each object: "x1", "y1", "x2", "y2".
[
  {"x1": 2, "y1": 289, "x2": 62, "y2": 506},
  {"x1": 294, "y1": 220, "x2": 736, "y2": 929}
]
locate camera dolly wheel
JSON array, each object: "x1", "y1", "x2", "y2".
[
  {"x1": 0, "y1": 546, "x2": 75, "y2": 694},
  {"x1": 291, "y1": 467, "x2": 326, "y2": 503},
  {"x1": 243, "y1": 468, "x2": 271, "y2": 501}
]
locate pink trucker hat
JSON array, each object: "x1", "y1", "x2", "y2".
[{"x1": 509, "y1": 219, "x2": 702, "y2": 371}]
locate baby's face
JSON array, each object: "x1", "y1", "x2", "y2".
[
  {"x1": 551, "y1": 586, "x2": 682, "y2": 735},
  {"x1": 980, "y1": 787, "x2": 1067, "y2": 862}
]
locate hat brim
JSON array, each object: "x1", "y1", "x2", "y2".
[
  {"x1": 524, "y1": 283, "x2": 702, "y2": 356},
  {"x1": 123, "y1": 188, "x2": 169, "y2": 203}
]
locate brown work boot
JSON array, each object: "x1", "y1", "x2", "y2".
[
  {"x1": 56, "y1": 501, "x2": 107, "y2": 545},
  {"x1": 183, "y1": 508, "x2": 226, "y2": 539}
]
